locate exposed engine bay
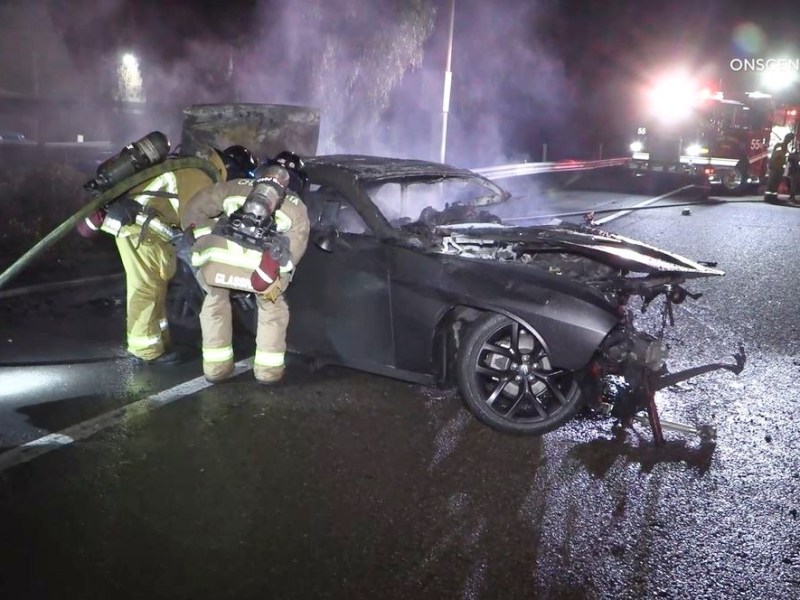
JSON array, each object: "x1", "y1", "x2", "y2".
[
  {"x1": 439, "y1": 231, "x2": 621, "y2": 284},
  {"x1": 397, "y1": 204, "x2": 746, "y2": 445}
]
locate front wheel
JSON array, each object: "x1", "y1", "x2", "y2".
[{"x1": 456, "y1": 314, "x2": 583, "y2": 435}]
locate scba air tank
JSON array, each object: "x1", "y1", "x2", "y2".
[{"x1": 94, "y1": 131, "x2": 170, "y2": 190}]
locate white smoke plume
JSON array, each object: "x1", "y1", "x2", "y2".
[
  {"x1": 1, "y1": 0, "x2": 576, "y2": 170},
  {"x1": 234, "y1": 0, "x2": 438, "y2": 156}
]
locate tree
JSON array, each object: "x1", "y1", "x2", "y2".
[{"x1": 235, "y1": 0, "x2": 437, "y2": 152}]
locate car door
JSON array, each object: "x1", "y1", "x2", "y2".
[{"x1": 286, "y1": 184, "x2": 395, "y2": 371}]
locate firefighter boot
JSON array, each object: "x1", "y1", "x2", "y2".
[
  {"x1": 254, "y1": 365, "x2": 285, "y2": 386},
  {"x1": 204, "y1": 360, "x2": 234, "y2": 384},
  {"x1": 132, "y1": 349, "x2": 184, "y2": 366}
]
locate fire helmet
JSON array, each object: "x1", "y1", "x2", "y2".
[
  {"x1": 219, "y1": 145, "x2": 258, "y2": 180},
  {"x1": 272, "y1": 150, "x2": 307, "y2": 193},
  {"x1": 274, "y1": 150, "x2": 304, "y2": 172}
]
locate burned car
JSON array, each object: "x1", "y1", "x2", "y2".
[{"x1": 191, "y1": 155, "x2": 745, "y2": 442}]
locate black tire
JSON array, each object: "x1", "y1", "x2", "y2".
[
  {"x1": 456, "y1": 313, "x2": 583, "y2": 435},
  {"x1": 719, "y1": 165, "x2": 746, "y2": 195},
  {"x1": 714, "y1": 158, "x2": 752, "y2": 196}
]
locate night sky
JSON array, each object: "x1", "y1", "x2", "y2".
[{"x1": 14, "y1": 0, "x2": 800, "y2": 160}]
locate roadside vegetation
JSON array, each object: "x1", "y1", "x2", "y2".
[{"x1": 0, "y1": 162, "x2": 114, "y2": 271}]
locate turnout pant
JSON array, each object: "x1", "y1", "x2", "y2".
[
  {"x1": 765, "y1": 169, "x2": 784, "y2": 200},
  {"x1": 116, "y1": 236, "x2": 176, "y2": 360},
  {"x1": 199, "y1": 284, "x2": 290, "y2": 383}
]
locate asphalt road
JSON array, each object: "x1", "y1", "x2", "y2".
[{"x1": 1, "y1": 172, "x2": 799, "y2": 599}]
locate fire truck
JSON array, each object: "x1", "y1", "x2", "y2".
[{"x1": 628, "y1": 82, "x2": 800, "y2": 194}]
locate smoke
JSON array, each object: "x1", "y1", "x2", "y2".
[
  {"x1": 2, "y1": 0, "x2": 577, "y2": 169},
  {"x1": 233, "y1": 0, "x2": 438, "y2": 157},
  {"x1": 109, "y1": 0, "x2": 574, "y2": 167},
  {"x1": 226, "y1": 0, "x2": 575, "y2": 167},
  {"x1": 437, "y1": 0, "x2": 575, "y2": 168},
  {"x1": 0, "y1": 3, "x2": 96, "y2": 105}
]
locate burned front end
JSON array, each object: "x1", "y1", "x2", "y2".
[{"x1": 432, "y1": 223, "x2": 746, "y2": 444}]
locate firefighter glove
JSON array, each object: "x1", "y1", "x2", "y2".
[
  {"x1": 103, "y1": 195, "x2": 142, "y2": 235},
  {"x1": 250, "y1": 251, "x2": 280, "y2": 292},
  {"x1": 262, "y1": 281, "x2": 283, "y2": 302},
  {"x1": 76, "y1": 209, "x2": 106, "y2": 238}
]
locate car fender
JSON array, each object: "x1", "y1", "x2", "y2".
[
  {"x1": 390, "y1": 249, "x2": 620, "y2": 373},
  {"x1": 431, "y1": 297, "x2": 618, "y2": 373}
]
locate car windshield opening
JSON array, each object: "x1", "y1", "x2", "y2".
[{"x1": 364, "y1": 177, "x2": 505, "y2": 228}]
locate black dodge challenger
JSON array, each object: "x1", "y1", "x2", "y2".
[{"x1": 173, "y1": 154, "x2": 739, "y2": 438}]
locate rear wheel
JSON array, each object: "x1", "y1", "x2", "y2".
[
  {"x1": 721, "y1": 168, "x2": 743, "y2": 191},
  {"x1": 455, "y1": 313, "x2": 583, "y2": 435},
  {"x1": 718, "y1": 159, "x2": 750, "y2": 195}
]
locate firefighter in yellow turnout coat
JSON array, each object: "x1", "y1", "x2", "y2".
[
  {"x1": 79, "y1": 142, "x2": 258, "y2": 364},
  {"x1": 181, "y1": 165, "x2": 310, "y2": 384},
  {"x1": 765, "y1": 132, "x2": 796, "y2": 202}
]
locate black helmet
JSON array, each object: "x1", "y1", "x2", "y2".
[
  {"x1": 219, "y1": 145, "x2": 258, "y2": 180},
  {"x1": 273, "y1": 150, "x2": 307, "y2": 193},
  {"x1": 274, "y1": 150, "x2": 304, "y2": 172}
]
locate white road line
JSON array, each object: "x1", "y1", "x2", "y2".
[
  {"x1": 593, "y1": 185, "x2": 695, "y2": 225},
  {"x1": 23, "y1": 433, "x2": 75, "y2": 446},
  {"x1": 0, "y1": 357, "x2": 255, "y2": 473}
]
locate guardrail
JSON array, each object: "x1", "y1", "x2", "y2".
[{"x1": 473, "y1": 157, "x2": 629, "y2": 179}]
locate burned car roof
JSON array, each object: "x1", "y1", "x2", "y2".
[
  {"x1": 304, "y1": 154, "x2": 496, "y2": 183},
  {"x1": 303, "y1": 154, "x2": 511, "y2": 239}
]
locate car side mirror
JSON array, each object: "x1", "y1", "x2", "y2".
[{"x1": 313, "y1": 225, "x2": 340, "y2": 252}]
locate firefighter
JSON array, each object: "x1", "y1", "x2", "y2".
[
  {"x1": 787, "y1": 148, "x2": 800, "y2": 203},
  {"x1": 271, "y1": 150, "x2": 308, "y2": 195},
  {"x1": 182, "y1": 162, "x2": 310, "y2": 384},
  {"x1": 78, "y1": 141, "x2": 259, "y2": 364},
  {"x1": 765, "y1": 132, "x2": 795, "y2": 202}
]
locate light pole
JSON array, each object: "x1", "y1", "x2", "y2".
[{"x1": 440, "y1": 0, "x2": 455, "y2": 164}]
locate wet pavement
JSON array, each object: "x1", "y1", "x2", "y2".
[{"x1": 1, "y1": 181, "x2": 800, "y2": 599}]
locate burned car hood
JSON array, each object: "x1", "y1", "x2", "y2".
[{"x1": 433, "y1": 223, "x2": 724, "y2": 278}]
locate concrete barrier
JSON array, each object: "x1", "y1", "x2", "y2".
[{"x1": 180, "y1": 104, "x2": 321, "y2": 159}]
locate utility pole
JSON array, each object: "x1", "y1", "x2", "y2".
[
  {"x1": 32, "y1": 50, "x2": 40, "y2": 142},
  {"x1": 229, "y1": 44, "x2": 239, "y2": 103},
  {"x1": 439, "y1": 0, "x2": 455, "y2": 164}
]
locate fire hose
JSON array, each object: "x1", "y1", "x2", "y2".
[{"x1": 0, "y1": 157, "x2": 220, "y2": 291}]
